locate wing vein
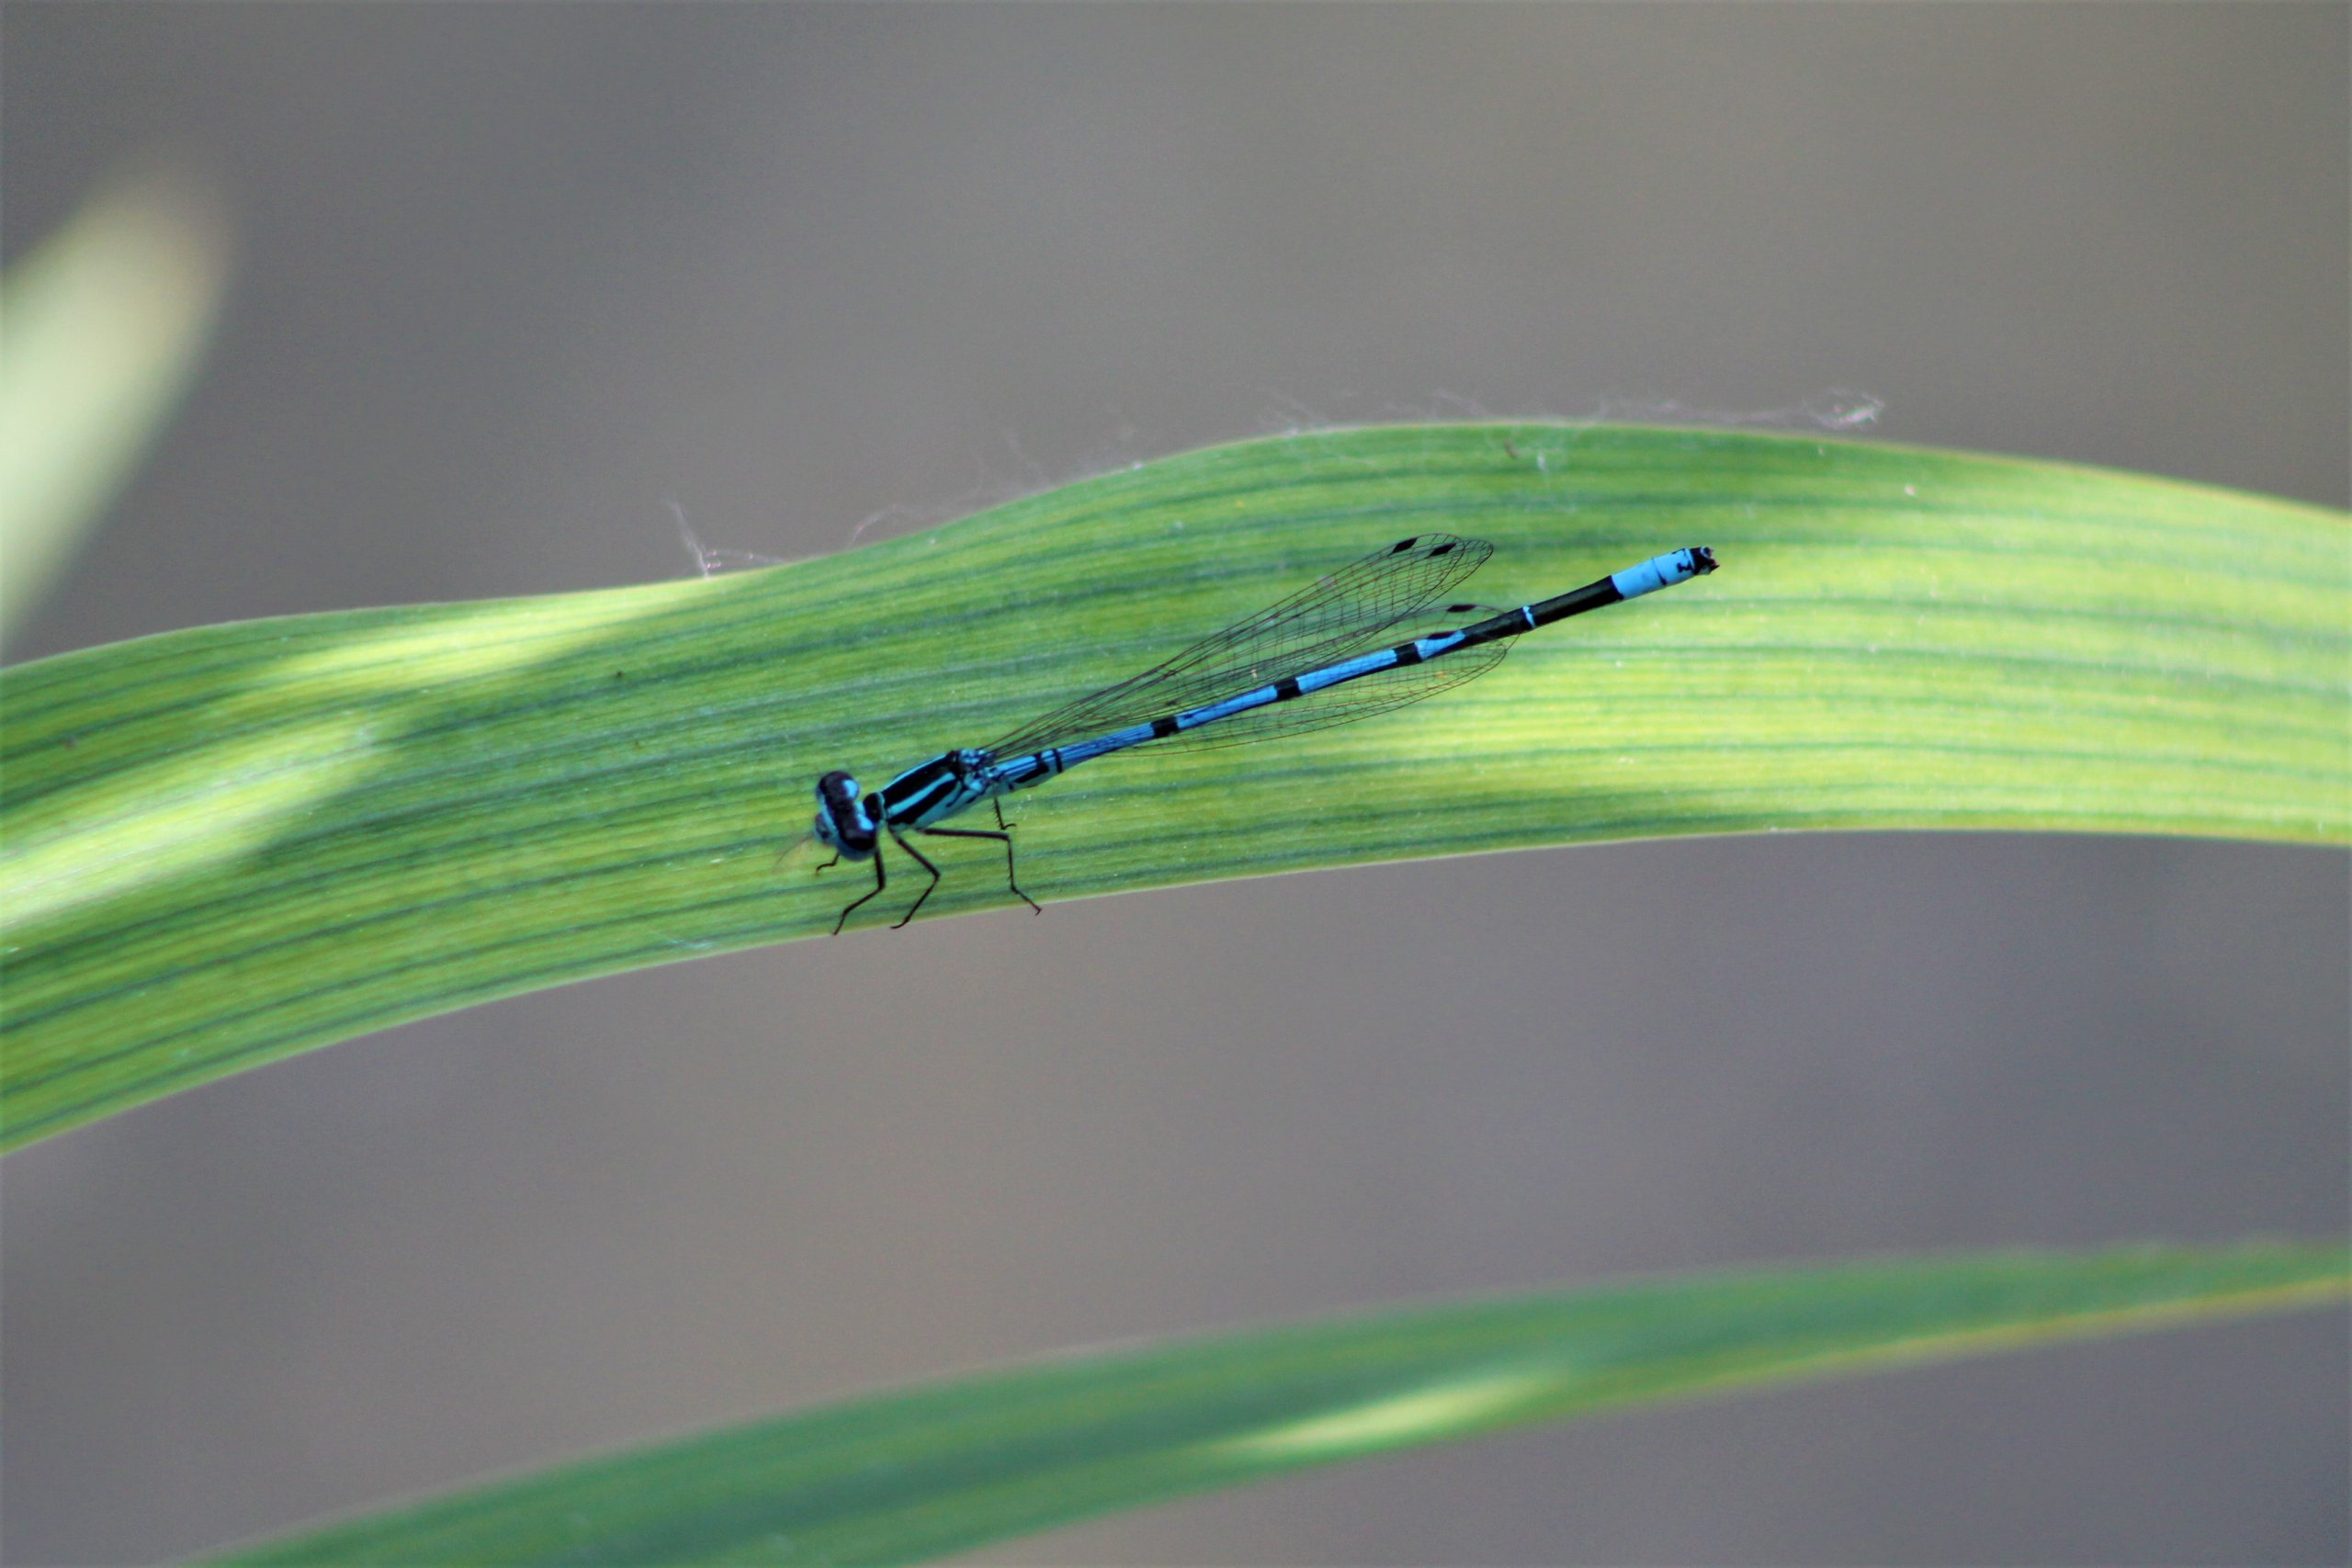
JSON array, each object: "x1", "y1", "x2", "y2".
[{"x1": 989, "y1": 534, "x2": 1498, "y2": 757}]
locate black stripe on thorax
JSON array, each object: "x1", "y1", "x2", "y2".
[{"x1": 879, "y1": 757, "x2": 961, "y2": 817}]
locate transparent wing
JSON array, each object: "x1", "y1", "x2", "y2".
[{"x1": 989, "y1": 534, "x2": 1494, "y2": 756}]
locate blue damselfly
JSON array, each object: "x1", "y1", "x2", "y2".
[{"x1": 811, "y1": 536, "x2": 1716, "y2": 931}]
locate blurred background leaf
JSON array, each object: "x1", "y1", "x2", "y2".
[
  {"x1": 1, "y1": 163, "x2": 232, "y2": 648},
  {"x1": 210, "y1": 1243, "x2": 2351, "y2": 1566}
]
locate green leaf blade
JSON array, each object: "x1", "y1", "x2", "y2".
[
  {"x1": 201, "y1": 1242, "x2": 2351, "y2": 1566},
  {"x1": 4, "y1": 426, "x2": 2346, "y2": 1146}
]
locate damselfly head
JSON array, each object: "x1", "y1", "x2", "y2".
[{"x1": 812, "y1": 770, "x2": 878, "y2": 857}]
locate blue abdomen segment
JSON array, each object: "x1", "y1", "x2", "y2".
[{"x1": 1611, "y1": 547, "x2": 1713, "y2": 601}]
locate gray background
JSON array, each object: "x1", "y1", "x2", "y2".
[{"x1": 5, "y1": 6, "x2": 2346, "y2": 1564}]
